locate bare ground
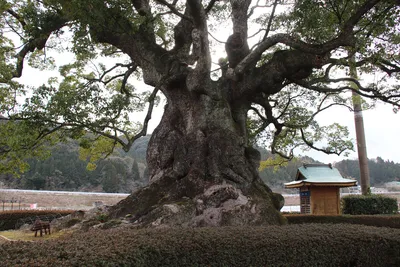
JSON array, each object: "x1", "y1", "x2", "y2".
[{"x1": 0, "y1": 189, "x2": 128, "y2": 211}]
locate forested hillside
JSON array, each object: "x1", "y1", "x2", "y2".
[
  {"x1": 1, "y1": 135, "x2": 398, "y2": 193},
  {"x1": 0, "y1": 136, "x2": 151, "y2": 193},
  {"x1": 335, "y1": 157, "x2": 400, "y2": 186}
]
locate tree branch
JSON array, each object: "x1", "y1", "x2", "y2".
[
  {"x1": 131, "y1": 0, "x2": 151, "y2": 16},
  {"x1": 6, "y1": 9, "x2": 27, "y2": 28},
  {"x1": 205, "y1": 0, "x2": 218, "y2": 14},
  {"x1": 225, "y1": 0, "x2": 251, "y2": 68},
  {"x1": 8, "y1": 16, "x2": 68, "y2": 79},
  {"x1": 299, "y1": 128, "x2": 347, "y2": 156},
  {"x1": 155, "y1": 0, "x2": 192, "y2": 21},
  {"x1": 234, "y1": 0, "x2": 384, "y2": 77},
  {"x1": 294, "y1": 79, "x2": 400, "y2": 107}
]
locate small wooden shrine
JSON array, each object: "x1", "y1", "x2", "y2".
[{"x1": 284, "y1": 163, "x2": 357, "y2": 215}]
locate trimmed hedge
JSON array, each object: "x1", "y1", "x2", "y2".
[
  {"x1": 285, "y1": 214, "x2": 400, "y2": 228},
  {"x1": 0, "y1": 225, "x2": 399, "y2": 266},
  {"x1": 342, "y1": 194, "x2": 398, "y2": 215},
  {"x1": 0, "y1": 210, "x2": 74, "y2": 231}
]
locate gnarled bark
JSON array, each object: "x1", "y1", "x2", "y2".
[{"x1": 109, "y1": 83, "x2": 285, "y2": 227}]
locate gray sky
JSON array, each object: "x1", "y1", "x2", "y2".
[{"x1": 303, "y1": 103, "x2": 399, "y2": 164}]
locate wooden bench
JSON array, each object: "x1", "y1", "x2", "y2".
[{"x1": 30, "y1": 219, "x2": 51, "y2": 237}]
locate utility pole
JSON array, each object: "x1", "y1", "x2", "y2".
[{"x1": 349, "y1": 56, "x2": 370, "y2": 195}]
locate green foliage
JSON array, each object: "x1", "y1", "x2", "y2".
[
  {"x1": 259, "y1": 155, "x2": 291, "y2": 172},
  {"x1": 130, "y1": 159, "x2": 140, "y2": 181},
  {"x1": 0, "y1": 138, "x2": 147, "y2": 193},
  {"x1": 79, "y1": 135, "x2": 120, "y2": 170},
  {"x1": 259, "y1": 151, "x2": 319, "y2": 189},
  {"x1": 335, "y1": 157, "x2": 400, "y2": 185},
  {"x1": 0, "y1": 225, "x2": 400, "y2": 266},
  {"x1": 342, "y1": 195, "x2": 399, "y2": 215},
  {"x1": 0, "y1": 119, "x2": 58, "y2": 176},
  {"x1": 95, "y1": 212, "x2": 109, "y2": 223},
  {"x1": 25, "y1": 172, "x2": 46, "y2": 190},
  {"x1": 100, "y1": 162, "x2": 119, "y2": 193},
  {"x1": 251, "y1": 86, "x2": 355, "y2": 159},
  {"x1": 101, "y1": 219, "x2": 121, "y2": 229}
]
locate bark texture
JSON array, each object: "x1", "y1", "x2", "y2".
[
  {"x1": 106, "y1": 0, "x2": 375, "y2": 227},
  {"x1": 109, "y1": 83, "x2": 286, "y2": 227}
]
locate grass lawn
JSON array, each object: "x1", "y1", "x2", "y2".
[{"x1": 0, "y1": 229, "x2": 73, "y2": 242}]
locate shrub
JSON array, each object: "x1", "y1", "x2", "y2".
[
  {"x1": 64, "y1": 218, "x2": 81, "y2": 228},
  {"x1": 101, "y1": 219, "x2": 122, "y2": 229},
  {"x1": 0, "y1": 225, "x2": 399, "y2": 266},
  {"x1": 0, "y1": 210, "x2": 74, "y2": 231},
  {"x1": 342, "y1": 194, "x2": 398, "y2": 215},
  {"x1": 285, "y1": 214, "x2": 400, "y2": 228},
  {"x1": 95, "y1": 212, "x2": 109, "y2": 223}
]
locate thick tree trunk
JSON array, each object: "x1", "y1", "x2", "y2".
[{"x1": 109, "y1": 84, "x2": 285, "y2": 227}]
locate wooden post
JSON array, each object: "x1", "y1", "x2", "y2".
[{"x1": 349, "y1": 55, "x2": 371, "y2": 195}]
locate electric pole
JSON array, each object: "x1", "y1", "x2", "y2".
[{"x1": 350, "y1": 55, "x2": 371, "y2": 195}]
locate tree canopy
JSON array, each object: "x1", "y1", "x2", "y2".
[
  {"x1": 0, "y1": 0, "x2": 399, "y2": 226},
  {"x1": 1, "y1": 1, "x2": 399, "y2": 173}
]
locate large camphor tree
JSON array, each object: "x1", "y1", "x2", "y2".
[{"x1": 0, "y1": 0, "x2": 399, "y2": 226}]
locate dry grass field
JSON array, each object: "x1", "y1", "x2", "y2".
[
  {"x1": 0, "y1": 189, "x2": 129, "y2": 211},
  {"x1": 0, "y1": 229, "x2": 73, "y2": 242}
]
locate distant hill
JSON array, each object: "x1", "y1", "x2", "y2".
[
  {"x1": 0, "y1": 137, "x2": 151, "y2": 193},
  {"x1": 1, "y1": 135, "x2": 398, "y2": 193},
  {"x1": 334, "y1": 157, "x2": 400, "y2": 186}
]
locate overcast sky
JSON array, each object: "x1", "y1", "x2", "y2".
[{"x1": 302, "y1": 103, "x2": 400, "y2": 164}]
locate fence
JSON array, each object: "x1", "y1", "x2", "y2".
[{"x1": 0, "y1": 198, "x2": 27, "y2": 211}]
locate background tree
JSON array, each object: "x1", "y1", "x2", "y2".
[
  {"x1": 101, "y1": 161, "x2": 120, "y2": 193},
  {"x1": 335, "y1": 157, "x2": 400, "y2": 186},
  {"x1": 0, "y1": 0, "x2": 399, "y2": 227}
]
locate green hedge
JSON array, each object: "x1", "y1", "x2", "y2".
[
  {"x1": 285, "y1": 214, "x2": 400, "y2": 228},
  {"x1": 341, "y1": 194, "x2": 398, "y2": 215},
  {"x1": 0, "y1": 225, "x2": 399, "y2": 266},
  {"x1": 0, "y1": 210, "x2": 73, "y2": 231}
]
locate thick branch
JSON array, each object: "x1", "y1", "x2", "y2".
[
  {"x1": 6, "y1": 9, "x2": 27, "y2": 28},
  {"x1": 261, "y1": 0, "x2": 279, "y2": 41},
  {"x1": 71, "y1": 2, "x2": 166, "y2": 86},
  {"x1": 225, "y1": 0, "x2": 251, "y2": 68},
  {"x1": 295, "y1": 79, "x2": 400, "y2": 106},
  {"x1": 205, "y1": 0, "x2": 218, "y2": 13},
  {"x1": 131, "y1": 0, "x2": 151, "y2": 16},
  {"x1": 172, "y1": 3, "x2": 194, "y2": 60},
  {"x1": 124, "y1": 86, "x2": 160, "y2": 152},
  {"x1": 330, "y1": 57, "x2": 400, "y2": 76},
  {"x1": 235, "y1": 33, "x2": 353, "y2": 76},
  {"x1": 299, "y1": 128, "x2": 347, "y2": 156},
  {"x1": 240, "y1": 50, "x2": 330, "y2": 100},
  {"x1": 234, "y1": 0, "x2": 384, "y2": 76},
  {"x1": 9, "y1": 16, "x2": 68, "y2": 79},
  {"x1": 155, "y1": 0, "x2": 191, "y2": 21},
  {"x1": 185, "y1": 0, "x2": 212, "y2": 93}
]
